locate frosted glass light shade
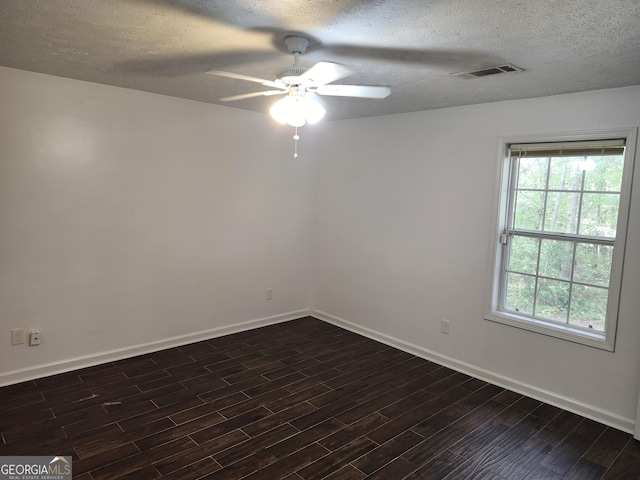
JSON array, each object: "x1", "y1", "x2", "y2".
[
  {"x1": 303, "y1": 97, "x2": 326, "y2": 124},
  {"x1": 269, "y1": 95, "x2": 325, "y2": 127}
]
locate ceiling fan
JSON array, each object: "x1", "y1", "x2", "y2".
[{"x1": 207, "y1": 35, "x2": 391, "y2": 129}]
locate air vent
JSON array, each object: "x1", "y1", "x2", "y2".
[{"x1": 451, "y1": 64, "x2": 525, "y2": 79}]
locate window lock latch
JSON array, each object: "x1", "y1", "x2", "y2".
[{"x1": 500, "y1": 233, "x2": 508, "y2": 244}]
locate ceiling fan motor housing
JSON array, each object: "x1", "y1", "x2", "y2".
[{"x1": 275, "y1": 66, "x2": 309, "y2": 84}]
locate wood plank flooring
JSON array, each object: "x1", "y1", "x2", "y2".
[{"x1": 1, "y1": 316, "x2": 639, "y2": 479}]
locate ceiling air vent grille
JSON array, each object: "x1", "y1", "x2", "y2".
[{"x1": 451, "y1": 64, "x2": 525, "y2": 79}]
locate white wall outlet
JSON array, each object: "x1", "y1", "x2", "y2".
[
  {"x1": 29, "y1": 330, "x2": 41, "y2": 346},
  {"x1": 266, "y1": 288, "x2": 273, "y2": 300},
  {"x1": 440, "y1": 319, "x2": 450, "y2": 335},
  {"x1": 11, "y1": 328, "x2": 25, "y2": 346}
]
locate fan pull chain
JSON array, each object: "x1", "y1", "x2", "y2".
[{"x1": 293, "y1": 127, "x2": 300, "y2": 158}]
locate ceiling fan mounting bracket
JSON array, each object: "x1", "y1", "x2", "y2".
[{"x1": 284, "y1": 35, "x2": 310, "y2": 54}]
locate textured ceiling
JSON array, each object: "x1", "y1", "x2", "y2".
[{"x1": 1, "y1": 0, "x2": 639, "y2": 121}]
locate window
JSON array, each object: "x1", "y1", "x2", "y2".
[{"x1": 486, "y1": 130, "x2": 637, "y2": 350}]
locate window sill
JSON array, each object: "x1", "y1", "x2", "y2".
[{"x1": 485, "y1": 311, "x2": 613, "y2": 351}]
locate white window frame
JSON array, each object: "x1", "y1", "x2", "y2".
[{"x1": 485, "y1": 128, "x2": 637, "y2": 351}]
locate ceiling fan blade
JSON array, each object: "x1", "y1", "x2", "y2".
[
  {"x1": 315, "y1": 84, "x2": 391, "y2": 99},
  {"x1": 299, "y1": 62, "x2": 353, "y2": 86},
  {"x1": 220, "y1": 90, "x2": 286, "y2": 102},
  {"x1": 207, "y1": 70, "x2": 282, "y2": 89}
]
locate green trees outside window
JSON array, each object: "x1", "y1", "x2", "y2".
[{"x1": 502, "y1": 144, "x2": 624, "y2": 334}]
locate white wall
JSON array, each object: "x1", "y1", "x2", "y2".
[
  {"x1": 310, "y1": 86, "x2": 640, "y2": 432},
  {"x1": 2, "y1": 64, "x2": 639, "y2": 433},
  {"x1": 0, "y1": 67, "x2": 313, "y2": 383}
]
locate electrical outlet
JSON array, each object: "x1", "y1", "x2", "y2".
[
  {"x1": 11, "y1": 328, "x2": 25, "y2": 346},
  {"x1": 440, "y1": 319, "x2": 450, "y2": 335},
  {"x1": 266, "y1": 288, "x2": 273, "y2": 300},
  {"x1": 29, "y1": 330, "x2": 41, "y2": 346}
]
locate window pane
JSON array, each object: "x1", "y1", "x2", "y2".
[
  {"x1": 538, "y1": 238, "x2": 573, "y2": 281},
  {"x1": 505, "y1": 273, "x2": 535, "y2": 315},
  {"x1": 508, "y1": 236, "x2": 538, "y2": 275},
  {"x1": 573, "y1": 243, "x2": 613, "y2": 287},
  {"x1": 513, "y1": 191, "x2": 544, "y2": 230},
  {"x1": 548, "y1": 157, "x2": 582, "y2": 191},
  {"x1": 579, "y1": 193, "x2": 619, "y2": 237},
  {"x1": 544, "y1": 192, "x2": 580, "y2": 234},
  {"x1": 569, "y1": 284, "x2": 607, "y2": 332},
  {"x1": 583, "y1": 155, "x2": 624, "y2": 192},
  {"x1": 517, "y1": 157, "x2": 548, "y2": 189},
  {"x1": 535, "y1": 278, "x2": 569, "y2": 322}
]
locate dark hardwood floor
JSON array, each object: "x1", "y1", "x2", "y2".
[{"x1": 1, "y1": 317, "x2": 639, "y2": 479}]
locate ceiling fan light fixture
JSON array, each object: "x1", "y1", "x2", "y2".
[
  {"x1": 269, "y1": 96, "x2": 303, "y2": 126},
  {"x1": 269, "y1": 94, "x2": 325, "y2": 127},
  {"x1": 303, "y1": 96, "x2": 326, "y2": 125}
]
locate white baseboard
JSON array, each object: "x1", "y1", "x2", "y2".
[
  {"x1": 0, "y1": 309, "x2": 312, "y2": 387},
  {"x1": 312, "y1": 309, "x2": 635, "y2": 434},
  {"x1": 3, "y1": 307, "x2": 634, "y2": 434}
]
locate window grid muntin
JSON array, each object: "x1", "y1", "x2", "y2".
[
  {"x1": 539, "y1": 157, "x2": 551, "y2": 234},
  {"x1": 500, "y1": 232, "x2": 613, "y2": 332},
  {"x1": 501, "y1": 149, "x2": 622, "y2": 331},
  {"x1": 530, "y1": 232, "x2": 543, "y2": 317},
  {"x1": 500, "y1": 291, "x2": 607, "y2": 333},
  {"x1": 578, "y1": 167, "x2": 587, "y2": 232},
  {"x1": 565, "y1": 240, "x2": 577, "y2": 326},
  {"x1": 488, "y1": 131, "x2": 635, "y2": 351}
]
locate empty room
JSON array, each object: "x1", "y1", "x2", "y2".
[{"x1": 1, "y1": 1, "x2": 640, "y2": 479}]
